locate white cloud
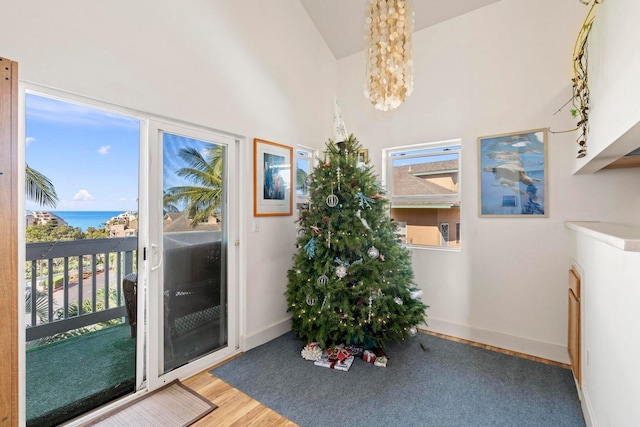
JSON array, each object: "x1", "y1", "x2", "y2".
[
  {"x1": 26, "y1": 137, "x2": 36, "y2": 145},
  {"x1": 73, "y1": 189, "x2": 94, "y2": 201},
  {"x1": 98, "y1": 145, "x2": 111, "y2": 155},
  {"x1": 512, "y1": 142, "x2": 527, "y2": 147}
]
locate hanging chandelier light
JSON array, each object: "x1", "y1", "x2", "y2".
[{"x1": 364, "y1": 0, "x2": 414, "y2": 111}]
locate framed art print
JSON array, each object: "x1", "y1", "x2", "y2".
[
  {"x1": 478, "y1": 128, "x2": 547, "y2": 217},
  {"x1": 254, "y1": 138, "x2": 293, "y2": 216}
]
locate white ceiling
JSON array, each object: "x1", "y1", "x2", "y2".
[{"x1": 299, "y1": 0, "x2": 502, "y2": 59}]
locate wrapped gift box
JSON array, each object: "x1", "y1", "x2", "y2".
[
  {"x1": 362, "y1": 350, "x2": 376, "y2": 363},
  {"x1": 314, "y1": 354, "x2": 355, "y2": 371}
]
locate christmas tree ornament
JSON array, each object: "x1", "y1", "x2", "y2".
[
  {"x1": 367, "y1": 246, "x2": 380, "y2": 259},
  {"x1": 410, "y1": 289, "x2": 424, "y2": 300},
  {"x1": 321, "y1": 294, "x2": 328, "y2": 310},
  {"x1": 306, "y1": 294, "x2": 318, "y2": 306},
  {"x1": 355, "y1": 191, "x2": 374, "y2": 209},
  {"x1": 394, "y1": 296, "x2": 403, "y2": 305},
  {"x1": 317, "y1": 275, "x2": 329, "y2": 286},
  {"x1": 336, "y1": 166, "x2": 341, "y2": 191},
  {"x1": 333, "y1": 100, "x2": 348, "y2": 143},
  {"x1": 301, "y1": 342, "x2": 323, "y2": 361},
  {"x1": 409, "y1": 326, "x2": 417, "y2": 336},
  {"x1": 326, "y1": 192, "x2": 339, "y2": 208},
  {"x1": 336, "y1": 264, "x2": 348, "y2": 279},
  {"x1": 304, "y1": 237, "x2": 316, "y2": 259},
  {"x1": 356, "y1": 210, "x2": 371, "y2": 230},
  {"x1": 305, "y1": 174, "x2": 315, "y2": 186}
]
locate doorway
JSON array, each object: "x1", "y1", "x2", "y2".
[{"x1": 21, "y1": 90, "x2": 240, "y2": 424}]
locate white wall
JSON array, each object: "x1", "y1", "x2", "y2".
[
  {"x1": 0, "y1": 0, "x2": 336, "y2": 348},
  {"x1": 337, "y1": 0, "x2": 640, "y2": 363}
]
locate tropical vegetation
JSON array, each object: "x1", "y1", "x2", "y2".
[{"x1": 163, "y1": 145, "x2": 224, "y2": 226}]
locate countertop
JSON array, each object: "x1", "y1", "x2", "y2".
[{"x1": 565, "y1": 221, "x2": 640, "y2": 252}]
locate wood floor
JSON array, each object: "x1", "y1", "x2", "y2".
[{"x1": 184, "y1": 371, "x2": 297, "y2": 427}]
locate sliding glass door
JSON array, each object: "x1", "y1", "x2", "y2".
[
  {"x1": 21, "y1": 89, "x2": 240, "y2": 423},
  {"x1": 24, "y1": 91, "x2": 141, "y2": 425},
  {"x1": 147, "y1": 122, "x2": 238, "y2": 386}
]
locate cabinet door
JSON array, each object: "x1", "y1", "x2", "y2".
[{"x1": 568, "y1": 288, "x2": 581, "y2": 384}]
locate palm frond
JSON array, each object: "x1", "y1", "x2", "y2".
[{"x1": 25, "y1": 164, "x2": 58, "y2": 208}]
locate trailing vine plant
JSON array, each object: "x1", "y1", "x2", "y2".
[{"x1": 571, "y1": 0, "x2": 602, "y2": 158}]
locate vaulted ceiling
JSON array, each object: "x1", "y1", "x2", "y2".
[{"x1": 299, "y1": 0, "x2": 502, "y2": 59}]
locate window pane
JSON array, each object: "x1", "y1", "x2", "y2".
[
  {"x1": 296, "y1": 149, "x2": 312, "y2": 196},
  {"x1": 388, "y1": 144, "x2": 461, "y2": 248}
]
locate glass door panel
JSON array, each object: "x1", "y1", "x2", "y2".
[
  {"x1": 160, "y1": 132, "x2": 228, "y2": 374},
  {"x1": 24, "y1": 92, "x2": 140, "y2": 425}
]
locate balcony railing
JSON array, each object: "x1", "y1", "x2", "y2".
[{"x1": 25, "y1": 237, "x2": 137, "y2": 342}]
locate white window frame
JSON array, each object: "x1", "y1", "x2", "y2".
[{"x1": 382, "y1": 139, "x2": 462, "y2": 250}]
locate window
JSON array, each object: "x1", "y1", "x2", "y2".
[
  {"x1": 383, "y1": 140, "x2": 461, "y2": 249},
  {"x1": 295, "y1": 146, "x2": 316, "y2": 218},
  {"x1": 439, "y1": 222, "x2": 449, "y2": 247}
]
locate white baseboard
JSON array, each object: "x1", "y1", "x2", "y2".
[
  {"x1": 425, "y1": 317, "x2": 571, "y2": 365},
  {"x1": 581, "y1": 387, "x2": 596, "y2": 427},
  {"x1": 240, "y1": 317, "x2": 292, "y2": 351}
]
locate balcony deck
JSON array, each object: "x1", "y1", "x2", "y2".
[
  {"x1": 25, "y1": 237, "x2": 137, "y2": 426},
  {"x1": 26, "y1": 323, "x2": 135, "y2": 426}
]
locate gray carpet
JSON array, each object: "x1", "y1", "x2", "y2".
[{"x1": 211, "y1": 331, "x2": 585, "y2": 427}]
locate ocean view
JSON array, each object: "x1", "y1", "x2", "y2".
[{"x1": 50, "y1": 211, "x2": 126, "y2": 231}]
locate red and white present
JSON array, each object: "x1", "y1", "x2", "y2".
[
  {"x1": 362, "y1": 350, "x2": 376, "y2": 363},
  {"x1": 314, "y1": 354, "x2": 355, "y2": 371}
]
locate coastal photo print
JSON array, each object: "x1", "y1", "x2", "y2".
[
  {"x1": 254, "y1": 138, "x2": 293, "y2": 216},
  {"x1": 478, "y1": 128, "x2": 547, "y2": 217}
]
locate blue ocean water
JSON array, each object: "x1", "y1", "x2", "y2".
[{"x1": 51, "y1": 211, "x2": 126, "y2": 231}]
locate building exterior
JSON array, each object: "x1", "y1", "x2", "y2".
[
  {"x1": 390, "y1": 160, "x2": 460, "y2": 247},
  {"x1": 26, "y1": 211, "x2": 68, "y2": 228}
]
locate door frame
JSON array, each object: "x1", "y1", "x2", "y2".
[{"x1": 0, "y1": 55, "x2": 19, "y2": 427}]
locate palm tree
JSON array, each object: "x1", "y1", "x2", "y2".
[
  {"x1": 26, "y1": 164, "x2": 58, "y2": 208},
  {"x1": 296, "y1": 167, "x2": 308, "y2": 195},
  {"x1": 163, "y1": 146, "x2": 224, "y2": 226}
]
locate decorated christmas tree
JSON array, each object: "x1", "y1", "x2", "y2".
[{"x1": 286, "y1": 108, "x2": 427, "y2": 352}]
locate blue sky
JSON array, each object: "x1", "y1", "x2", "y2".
[{"x1": 25, "y1": 93, "x2": 140, "y2": 212}]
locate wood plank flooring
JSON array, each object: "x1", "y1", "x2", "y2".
[{"x1": 184, "y1": 371, "x2": 297, "y2": 427}]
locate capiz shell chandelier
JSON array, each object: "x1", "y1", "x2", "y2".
[{"x1": 364, "y1": 0, "x2": 414, "y2": 111}]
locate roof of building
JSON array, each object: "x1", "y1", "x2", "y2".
[
  {"x1": 163, "y1": 212, "x2": 220, "y2": 232},
  {"x1": 392, "y1": 168, "x2": 455, "y2": 196}
]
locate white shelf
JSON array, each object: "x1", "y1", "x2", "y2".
[{"x1": 565, "y1": 221, "x2": 640, "y2": 252}]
